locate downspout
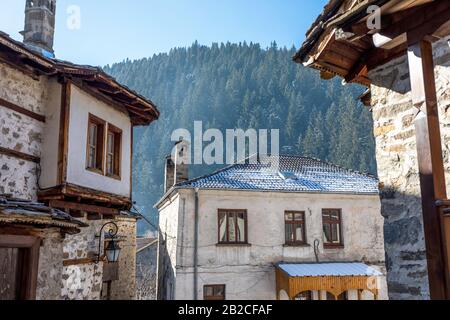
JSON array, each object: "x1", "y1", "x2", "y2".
[{"x1": 193, "y1": 188, "x2": 199, "y2": 300}]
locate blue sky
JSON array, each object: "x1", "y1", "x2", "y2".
[{"x1": 0, "y1": 0, "x2": 326, "y2": 66}]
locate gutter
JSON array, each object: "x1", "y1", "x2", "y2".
[{"x1": 193, "y1": 188, "x2": 200, "y2": 300}]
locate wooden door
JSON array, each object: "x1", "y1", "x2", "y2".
[
  {"x1": 0, "y1": 234, "x2": 41, "y2": 300},
  {"x1": 0, "y1": 248, "x2": 20, "y2": 300}
]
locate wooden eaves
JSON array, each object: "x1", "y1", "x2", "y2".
[
  {"x1": 294, "y1": 0, "x2": 449, "y2": 87},
  {"x1": 0, "y1": 32, "x2": 160, "y2": 126}
]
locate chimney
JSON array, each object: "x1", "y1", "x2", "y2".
[
  {"x1": 165, "y1": 141, "x2": 190, "y2": 192},
  {"x1": 21, "y1": 0, "x2": 57, "y2": 57},
  {"x1": 164, "y1": 156, "x2": 175, "y2": 193}
]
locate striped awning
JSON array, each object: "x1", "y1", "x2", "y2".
[{"x1": 275, "y1": 262, "x2": 383, "y2": 300}]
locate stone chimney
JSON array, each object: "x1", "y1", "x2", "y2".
[
  {"x1": 21, "y1": 0, "x2": 57, "y2": 57},
  {"x1": 165, "y1": 141, "x2": 190, "y2": 193}
]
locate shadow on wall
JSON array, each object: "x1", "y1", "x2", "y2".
[
  {"x1": 380, "y1": 187, "x2": 430, "y2": 300},
  {"x1": 157, "y1": 230, "x2": 176, "y2": 300}
]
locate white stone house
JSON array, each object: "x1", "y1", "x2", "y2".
[
  {"x1": 156, "y1": 148, "x2": 388, "y2": 300},
  {"x1": 0, "y1": 0, "x2": 159, "y2": 300}
]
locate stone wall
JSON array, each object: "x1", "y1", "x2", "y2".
[
  {"x1": 36, "y1": 228, "x2": 65, "y2": 300},
  {"x1": 110, "y1": 216, "x2": 137, "y2": 300},
  {"x1": 61, "y1": 216, "x2": 138, "y2": 300},
  {"x1": 136, "y1": 243, "x2": 158, "y2": 300},
  {"x1": 0, "y1": 62, "x2": 47, "y2": 200},
  {"x1": 61, "y1": 218, "x2": 106, "y2": 300},
  {"x1": 369, "y1": 36, "x2": 450, "y2": 300}
]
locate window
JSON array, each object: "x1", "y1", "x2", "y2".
[
  {"x1": 326, "y1": 291, "x2": 348, "y2": 300},
  {"x1": 338, "y1": 291, "x2": 349, "y2": 300},
  {"x1": 285, "y1": 211, "x2": 306, "y2": 245},
  {"x1": 86, "y1": 114, "x2": 123, "y2": 179},
  {"x1": 204, "y1": 285, "x2": 226, "y2": 300},
  {"x1": 86, "y1": 114, "x2": 105, "y2": 173},
  {"x1": 106, "y1": 124, "x2": 122, "y2": 179},
  {"x1": 322, "y1": 209, "x2": 343, "y2": 248},
  {"x1": 218, "y1": 210, "x2": 248, "y2": 244},
  {"x1": 295, "y1": 291, "x2": 312, "y2": 301}
]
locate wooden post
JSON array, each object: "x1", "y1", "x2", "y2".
[
  {"x1": 357, "y1": 290, "x2": 362, "y2": 301},
  {"x1": 407, "y1": 37, "x2": 450, "y2": 300}
]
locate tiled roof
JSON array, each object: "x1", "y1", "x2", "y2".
[
  {"x1": 177, "y1": 155, "x2": 379, "y2": 194},
  {"x1": 0, "y1": 196, "x2": 86, "y2": 230},
  {"x1": 277, "y1": 262, "x2": 382, "y2": 277}
]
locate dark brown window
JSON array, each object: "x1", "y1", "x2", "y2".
[
  {"x1": 106, "y1": 124, "x2": 122, "y2": 179},
  {"x1": 285, "y1": 211, "x2": 306, "y2": 245},
  {"x1": 204, "y1": 285, "x2": 226, "y2": 300},
  {"x1": 322, "y1": 209, "x2": 343, "y2": 248},
  {"x1": 87, "y1": 114, "x2": 105, "y2": 173},
  {"x1": 218, "y1": 210, "x2": 248, "y2": 244}
]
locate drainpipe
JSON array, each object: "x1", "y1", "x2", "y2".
[{"x1": 193, "y1": 188, "x2": 199, "y2": 300}]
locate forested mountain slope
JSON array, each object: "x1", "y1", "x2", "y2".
[{"x1": 105, "y1": 42, "x2": 376, "y2": 234}]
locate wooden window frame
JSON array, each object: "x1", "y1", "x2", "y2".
[
  {"x1": 284, "y1": 211, "x2": 307, "y2": 246},
  {"x1": 106, "y1": 124, "x2": 122, "y2": 180},
  {"x1": 322, "y1": 209, "x2": 344, "y2": 249},
  {"x1": 0, "y1": 235, "x2": 41, "y2": 300},
  {"x1": 86, "y1": 113, "x2": 106, "y2": 175},
  {"x1": 203, "y1": 284, "x2": 226, "y2": 301},
  {"x1": 217, "y1": 209, "x2": 248, "y2": 245}
]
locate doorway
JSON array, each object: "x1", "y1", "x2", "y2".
[{"x1": 0, "y1": 234, "x2": 40, "y2": 300}]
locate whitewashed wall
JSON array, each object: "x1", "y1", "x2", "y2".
[
  {"x1": 66, "y1": 85, "x2": 131, "y2": 197},
  {"x1": 40, "y1": 78, "x2": 61, "y2": 188},
  {"x1": 157, "y1": 193, "x2": 181, "y2": 300},
  {"x1": 158, "y1": 189, "x2": 388, "y2": 300}
]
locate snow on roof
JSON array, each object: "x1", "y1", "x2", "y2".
[
  {"x1": 177, "y1": 155, "x2": 379, "y2": 195},
  {"x1": 277, "y1": 262, "x2": 382, "y2": 277}
]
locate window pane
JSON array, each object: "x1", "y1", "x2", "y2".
[
  {"x1": 228, "y1": 213, "x2": 236, "y2": 242},
  {"x1": 294, "y1": 213, "x2": 304, "y2": 221},
  {"x1": 219, "y1": 213, "x2": 227, "y2": 243},
  {"x1": 204, "y1": 286, "x2": 213, "y2": 297},
  {"x1": 89, "y1": 124, "x2": 97, "y2": 146},
  {"x1": 107, "y1": 155, "x2": 113, "y2": 175},
  {"x1": 294, "y1": 224, "x2": 304, "y2": 242},
  {"x1": 214, "y1": 286, "x2": 225, "y2": 297},
  {"x1": 89, "y1": 146, "x2": 96, "y2": 168},
  {"x1": 285, "y1": 224, "x2": 294, "y2": 243},
  {"x1": 323, "y1": 224, "x2": 332, "y2": 243},
  {"x1": 236, "y1": 213, "x2": 246, "y2": 243},
  {"x1": 285, "y1": 213, "x2": 293, "y2": 221},
  {"x1": 330, "y1": 212, "x2": 340, "y2": 221},
  {"x1": 331, "y1": 224, "x2": 340, "y2": 243},
  {"x1": 108, "y1": 133, "x2": 114, "y2": 153}
]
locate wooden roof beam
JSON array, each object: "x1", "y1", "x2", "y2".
[{"x1": 364, "y1": 1, "x2": 450, "y2": 47}]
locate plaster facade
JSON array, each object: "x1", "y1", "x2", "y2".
[
  {"x1": 157, "y1": 189, "x2": 388, "y2": 300},
  {"x1": 66, "y1": 85, "x2": 132, "y2": 197}
]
